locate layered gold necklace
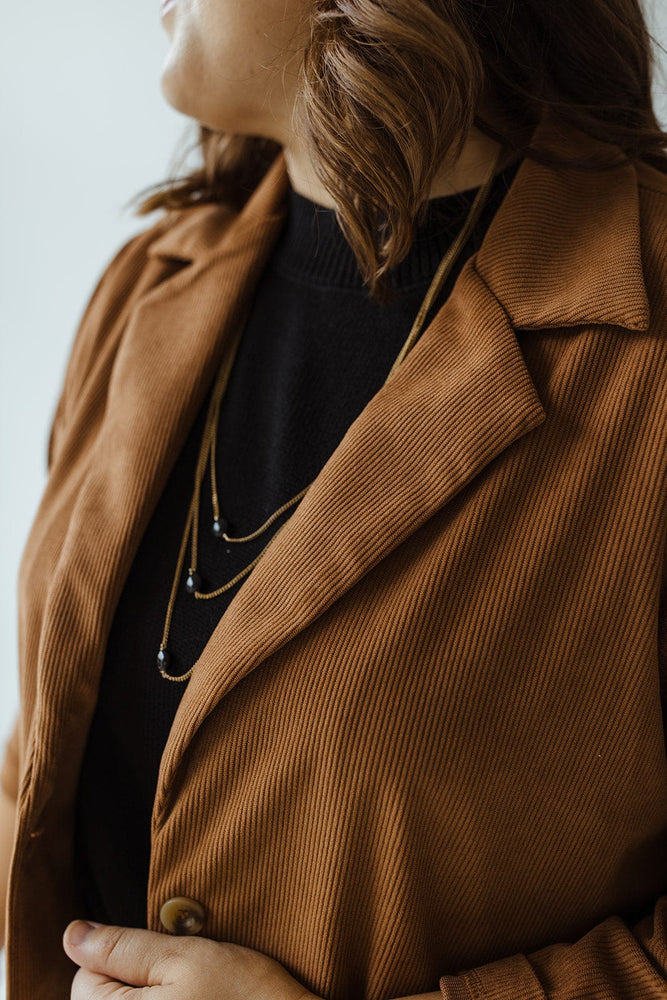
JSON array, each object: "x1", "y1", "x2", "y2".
[{"x1": 157, "y1": 141, "x2": 512, "y2": 682}]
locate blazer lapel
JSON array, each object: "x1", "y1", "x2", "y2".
[
  {"x1": 27, "y1": 165, "x2": 291, "y2": 818},
  {"x1": 27, "y1": 107, "x2": 650, "y2": 827},
  {"x1": 152, "y1": 110, "x2": 649, "y2": 813},
  {"x1": 150, "y1": 256, "x2": 547, "y2": 816}
]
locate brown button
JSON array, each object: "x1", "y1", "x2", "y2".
[{"x1": 159, "y1": 896, "x2": 206, "y2": 935}]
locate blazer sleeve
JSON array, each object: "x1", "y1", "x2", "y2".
[
  {"x1": 0, "y1": 213, "x2": 174, "y2": 805},
  {"x1": 438, "y1": 533, "x2": 667, "y2": 1000}
]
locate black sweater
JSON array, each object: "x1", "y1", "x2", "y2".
[{"x1": 73, "y1": 156, "x2": 523, "y2": 928}]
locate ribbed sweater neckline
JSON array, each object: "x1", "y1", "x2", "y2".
[{"x1": 269, "y1": 157, "x2": 523, "y2": 291}]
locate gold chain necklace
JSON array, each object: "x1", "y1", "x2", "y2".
[{"x1": 157, "y1": 141, "x2": 512, "y2": 682}]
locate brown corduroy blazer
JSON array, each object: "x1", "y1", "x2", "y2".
[{"x1": 3, "y1": 107, "x2": 667, "y2": 1000}]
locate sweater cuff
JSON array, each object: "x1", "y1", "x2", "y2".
[{"x1": 439, "y1": 952, "x2": 546, "y2": 1000}]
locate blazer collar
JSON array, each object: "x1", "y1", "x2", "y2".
[
  {"x1": 147, "y1": 104, "x2": 650, "y2": 334},
  {"x1": 30, "y1": 107, "x2": 649, "y2": 830}
]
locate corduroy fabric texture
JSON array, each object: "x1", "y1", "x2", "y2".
[
  {"x1": 71, "y1": 157, "x2": 522, "y2": 932},
  {"x1": 3, "y1": 106, "x2": 667, "y2": 1000}
]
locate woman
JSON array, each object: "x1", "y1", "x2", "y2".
[{"x1": 2, "y1": 0, "x2": 667, "y2": 997}]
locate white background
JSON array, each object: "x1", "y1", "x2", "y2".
[{"x1": 1, "y1": 1, "x2": 667, "y2": 993}]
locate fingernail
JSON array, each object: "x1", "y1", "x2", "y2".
[{"x1": 67, "y1": 920, "x2": 96, "y2": 947}]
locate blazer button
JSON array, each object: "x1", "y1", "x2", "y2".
[{"x1": 159, "y1": 896, "x2": 206, "y2": 935}]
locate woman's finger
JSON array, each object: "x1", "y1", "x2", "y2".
[{"x1": 70, "y1": 963, "x2": 153, "y2": 999}]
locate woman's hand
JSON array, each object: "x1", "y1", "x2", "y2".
[{"x1": 63, "y1": 919, "x2": 321, "y2": 1000}]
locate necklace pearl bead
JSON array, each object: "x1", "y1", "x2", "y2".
[{"x1": 212, "y1": 517, "x2": 228, "y2": 538}]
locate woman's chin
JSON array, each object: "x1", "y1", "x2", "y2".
[
  {"x1": 158, "y1": 65, "x2": 209, "y2": 125},
  {"x1": 158, "y1": 52, "x2": 285, "y2": 140}
]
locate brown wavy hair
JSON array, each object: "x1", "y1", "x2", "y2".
[{"x1": 126, "y1": 0, "x2": 667, "y2": 305}]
